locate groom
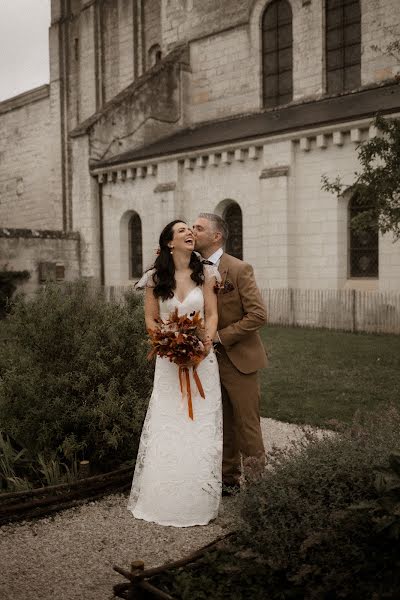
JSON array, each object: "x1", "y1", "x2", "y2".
[{"x1": 193, "y1": 213, "x2": 268, "y2": 493}]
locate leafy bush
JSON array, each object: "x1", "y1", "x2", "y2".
[
  {"x1": 0, "y1": 268, "x2": 30, "y2": 318},
  {"x1": 152, "y1": 410, "x2": 400, "y2": 599},
  {"x1": 0, "y1": 281, "x2": 153, "y2": 474},
  {"x1": 238, "y1": 408, "x2": 400, "y2": 599}
]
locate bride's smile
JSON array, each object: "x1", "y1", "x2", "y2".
[{"x1": 169, "y1": 223, "x2": 195, "y2": 253}]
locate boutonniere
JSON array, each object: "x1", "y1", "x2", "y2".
[{"x1": 214, "y1": 279, "x2": 235, "y2": 295}]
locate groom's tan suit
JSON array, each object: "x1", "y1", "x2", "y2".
[{"x1": 216, "y1": 252, "x2": 268, "y2": 484}]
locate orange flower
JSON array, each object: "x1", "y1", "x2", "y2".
[{"x1": 147, "y1": 309, "x2": 207, "y2": 420}]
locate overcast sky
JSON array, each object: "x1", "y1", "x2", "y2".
[{"x1": 0, "y1": 0, "x2": 51, "y2": 102}]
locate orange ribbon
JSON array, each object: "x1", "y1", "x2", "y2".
[{"x1": 178, "y1": 366, "x2": 205, "y2": 420}]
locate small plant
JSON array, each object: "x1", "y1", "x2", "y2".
[
  {"x1": 346, "y1": 450, "x2": 400, "y2": 540},
  {"x1": 0, "y1": 432, "x2": 32, "y2": 492},
  {"x1": 36, "y1": 454, "x2": 79, "y2": 487}
]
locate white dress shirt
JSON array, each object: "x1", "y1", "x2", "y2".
[
  {"x1": 203, "y1": 247, "x2": 224, "y2": 344},
  {"x1": 205, "y1": 247, "x2": 224, "y2": 266}
]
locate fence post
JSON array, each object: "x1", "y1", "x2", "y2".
[
  {"x1": 351, "y1": 289, "x2": 357, "y2": 333},
  {"x1": 289, "y1": 288, "x2": 295, "y2": 326}
]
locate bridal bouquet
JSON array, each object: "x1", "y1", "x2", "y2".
[{"x1": 147, "y1": 308, "x2": 207, "y2": 420}]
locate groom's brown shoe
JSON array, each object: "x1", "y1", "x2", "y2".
[{"x1": 222, "y1": 483, "x2": 240, "y2": 497}]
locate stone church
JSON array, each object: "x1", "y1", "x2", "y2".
[{"x1": 1, "y1": 0, "x2": 400, "y2": 295}]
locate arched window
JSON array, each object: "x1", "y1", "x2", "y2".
[
  {"x1": 262, "y1": 0, "x2": 293, "y2": 108},
  {"x1": 148, "y1": 44, "x2": 162, "y2": 68},
  {"x1": 128, "y1": 213, "x2": 143, "y2": 278},
  {"x1": 223, "y1": 203, "x2": 243, "y2": 260},
  {"x1": 326, "y1": 0, "x2": 361, "y2": 94},
  {"x1": 348, "y1": 193, "x2": 378, "y2": 278}
]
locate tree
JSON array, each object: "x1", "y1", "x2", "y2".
[{"x1": 322, "y1": 115, "x2": 400, "y2": 240}]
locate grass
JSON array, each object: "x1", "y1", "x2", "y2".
[
  {"x1": 2, "y1": 315, "x2": 399, "y2": 429},
  {"x1": 259, "y1": 325, "x2": 400, "y2": 428}
]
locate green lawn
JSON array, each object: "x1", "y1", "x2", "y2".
[{"x1": 260, "y1": 325, "x2": 400, "y2": 428}]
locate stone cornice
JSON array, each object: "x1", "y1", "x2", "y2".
[
  {"x1": 0, "y1": 85, "x2": 50, "y2": 115},
  {"x1": 90, "y1": 113, "x2": 400, "y2": 184},
  {"x1": 0, "y1": 228, "x2": 80, "y2": 240}
]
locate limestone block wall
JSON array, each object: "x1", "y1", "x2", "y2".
[
  {"x1": 101, "y1": 0, "x2": 120, "y2": 104},
  {"x1": 71, "y1": 136, "x2": 101, "y2": 280},
  {"x1": 93, "y1": 112, "x2": 400, "y2": 292},
  {"x1": 84, "y1": 53, "x2": 187, "y2": 162},
  {"x1": 102, "y1": 173, "x2": 159, "y2": 286},
  {"x1": 162, "y1": 0, "x2": 248, "y2": 51},
  {"x1": 0, "y1": 87, "x2": 63, "y2": 230},
  {"x1": 100, "y1": 162, "x2": 183, "y2": 286},
  {"x1": 188, "y1": 26, "x2": 259, "y2": 123},
  {"x1": 118, "y1": 0, "x2": 135, "y2": 90},
  {"x1": 144, "y1": 0, "x2": 162, "y2": 68},
  {"x1": 0, "y1": 228, "x2": 81, "y2": 296},
  {"x1": 180, "y1": 151, "x2": 269, "y2": 287},
  {"x1": 77, "y1": 4, "x2": 98, "y2": 122},
  {"x1": 361, "y1": 0, "x2": 400, "y2": 84},
  {"x1": 187, "y1": 0, "x2": 400, "y2": 125}
]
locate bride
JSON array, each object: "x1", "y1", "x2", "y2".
[{"x1": 127, "y1": 220, "x2": 223, "y2": 527}]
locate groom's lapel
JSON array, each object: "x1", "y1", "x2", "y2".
[{"x1": 217, "y1": 253, "x2": 229, "y2": 320}]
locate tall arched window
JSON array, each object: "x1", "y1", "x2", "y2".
[
  {"x1": 262, "y1": 0, "x2": 293, "y2": 108},
  {"x1": 128, "y1": 212, "x2": 143, "y2": 278},
  {"x1": 223, "y1": 202, "x2": 243, "y2": 260},
  {"x1": 326, "y1": 0, "x2": 361, "y2": 95},
  {"x1": 348, "y1": 194, "x2": 378, "y2": 278}
]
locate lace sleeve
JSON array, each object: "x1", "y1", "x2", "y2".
[
  {"x1": 135, "y1": 268, "x2": 156, "y2": 289},
  {"x1": 203, "y1": 264, "x2": 221, "y2": 284}
]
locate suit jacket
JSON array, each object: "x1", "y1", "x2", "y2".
[{"x1": 216, "y1": 253, "x2": 268, "y2": 374}]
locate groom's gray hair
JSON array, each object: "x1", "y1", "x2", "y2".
[{"x1": 198, "y1": 213, "x2": 229, "y2": 241}]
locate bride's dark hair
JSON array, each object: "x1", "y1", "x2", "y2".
[{"x1": 152, "y1": 219, "x2": 204, "y2": 301}]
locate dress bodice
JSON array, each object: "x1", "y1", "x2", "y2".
[
  {"x1": 158, "y1": 286, "x2": 205, "y2": 321},
  {"x1": 136, "y1": 265, "x2": 220, "y2": 323}
]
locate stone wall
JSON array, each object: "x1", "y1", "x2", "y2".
[
  {"x1": 96, "y1": 111, "x2": 400, "y2": 292},
  {"x1": 76, "y1": 47, "x2": 189, "y2": 162},
  {"x1": 162, "y1": 0, "x2": 248, "y2": 50},
  {"x1": 101, "y1": 0, "x2": 120, "y2": 104},
  {"x1": 0, "y1": 228, "x2": 81, "y2": 296},
  {"x1": 0, "y1": 87, "x2": 63, "y2": 230},
  {"x1": 187, "y1": 0, "x2": 400, "y2": 125},
  {"x1": 144, "y1": 0, "x2": 162, "y2": 68}
]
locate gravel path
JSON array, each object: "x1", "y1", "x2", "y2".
[{"x1": 0, "y1": 418, "x2": 315, "y2": 600}]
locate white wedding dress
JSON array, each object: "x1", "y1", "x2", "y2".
[{"x1": 127, "y1": 270, "x2": 223, "y2": 527}]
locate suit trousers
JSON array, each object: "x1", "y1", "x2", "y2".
[{"x1": 216, "y1": 345, "x2": 266, "y2": 485}]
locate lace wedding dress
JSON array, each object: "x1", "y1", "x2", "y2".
[{"x1": 127, "y1": 269, "x2": 223, "y2": 527}]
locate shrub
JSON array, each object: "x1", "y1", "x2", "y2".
[
  {"x1": 0, "y1": 281, "x2": 153, "y2": 473},
  {"x1": 0, "y1": 268, "x2": 30, "y2": 318},
  {"x1": 151, "y1": 410, "x2": 400, "y2": 599},
  {"x1": 239, "y1": 408, "x2": 400, "y2": 599}
]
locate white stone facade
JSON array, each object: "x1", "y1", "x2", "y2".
[{"x1": 1, "y1": 0, "x2": 400, "y2": 292}]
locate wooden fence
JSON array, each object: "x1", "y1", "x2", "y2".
[
  {"x1": 261, "y1": 288, "x2": 400, "y2": 334},
  {"x1": 102, "y1": 285, "x2": 400, "y2": 335}
]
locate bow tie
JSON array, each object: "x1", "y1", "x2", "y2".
[{"x1": 202, "y1": 259, "x2": 214, "y2": 265}]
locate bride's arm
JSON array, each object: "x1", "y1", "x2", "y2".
[
  {"x1": 144, "y1": 287, "x2": 160, "y2": 331},
  {"x1": 203, "y1": 276, "x2": 218, "y2": 350}
]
